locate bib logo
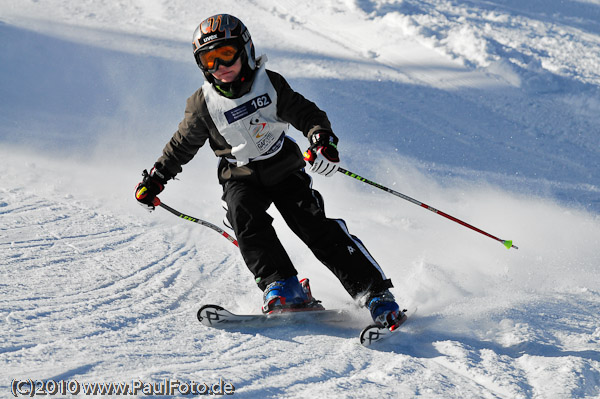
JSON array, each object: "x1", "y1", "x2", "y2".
[
  {"x1": 250, "y1": 118, "x2": 268, "y2": 138},
  {"x1": 244, "y1": 117, "x2": 275, "y2": 152}
]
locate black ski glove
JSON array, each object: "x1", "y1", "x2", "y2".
[
  {"x1": 135, "y1": 166, "x2": 169, "y2": 211},
  {"x1": 305, "y1": 131, "x2": 340, "y2": 177}
]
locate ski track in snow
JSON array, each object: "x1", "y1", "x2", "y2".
[{"x1": 1, "y1": 0, "x2": 600, "y2": 398}]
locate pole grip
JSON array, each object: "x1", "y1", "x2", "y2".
[{"x1": 303, "y1": 149, "x2": 316, "y2": 163}]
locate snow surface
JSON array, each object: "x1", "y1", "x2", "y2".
[{"x1": 1, "y1": 0, "x2": 600, "y2": 398}]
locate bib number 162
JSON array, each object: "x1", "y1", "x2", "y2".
[{"x1": 251, "y1": 95, "x2": 271, "y2": 110}]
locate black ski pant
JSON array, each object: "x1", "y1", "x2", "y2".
[{"x1": 221, "y1": 170, "x2": 393, "y2": 300}]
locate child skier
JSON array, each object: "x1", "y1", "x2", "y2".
[{"x1": 135, "y1": 14, "x2": 405, "y2": 329}]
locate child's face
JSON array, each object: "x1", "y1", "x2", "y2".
[{"x1": 212, "y1": 58, "x2": 242, "y2": 83}]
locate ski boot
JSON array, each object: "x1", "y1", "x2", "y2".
[
  {"x1": 366, "y1": 290, "x2": 407, "y2": 331},
  {"x1": 262, "y1": 276, "x2": 323, "y2": 314}
]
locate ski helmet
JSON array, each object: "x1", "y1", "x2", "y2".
[{"x1": 192, "y1": 14, "x2": 256, "y2": 82}]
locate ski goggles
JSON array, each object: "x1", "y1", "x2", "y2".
[{"x1": 197, "y1": 44, "x2": 241, "y2": 73}]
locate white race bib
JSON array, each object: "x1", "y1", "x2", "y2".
[{"x1": 204, "y1": 63, "x2": 289, "y2": 166}]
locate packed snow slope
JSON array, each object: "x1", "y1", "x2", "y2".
[{"x1": 1, "y1": 1, "x2": 600, "y2": 398}]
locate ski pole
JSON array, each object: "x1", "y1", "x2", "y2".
[
  {"x1": 337, "y1": 167, "x2": 517, "y2": 249},
  {"x1": 303, "y1": 151, "x2": 517, "y2": 250},
  {"x1": 155, "y1": 198, "x2": 239, "y2": 247}
]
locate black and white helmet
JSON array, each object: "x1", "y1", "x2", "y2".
[{"x1": 192, "y1": 14, "x2": 256, "y2": 82}]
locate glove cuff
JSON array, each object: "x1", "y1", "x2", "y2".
[
  {"x1": 309, "y1": 130, "x2": 338, "y2": 147},
  {"x1": 150, "y1": 163, "x2": 171, "y2": 185}
]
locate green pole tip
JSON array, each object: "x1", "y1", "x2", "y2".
[{"x1": 503, "y1": 240, "x2": 513, "y2": 249}]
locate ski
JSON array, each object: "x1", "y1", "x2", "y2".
[
  {"x1": 198, "y1": 304, "x2": 408, "y2": 346},
  {"x1": 359, "y1": 312, "x2": 408, "y2": 346},
  {"x1": 197, "y1": 304, "x2": 348, "y2": 328}
]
